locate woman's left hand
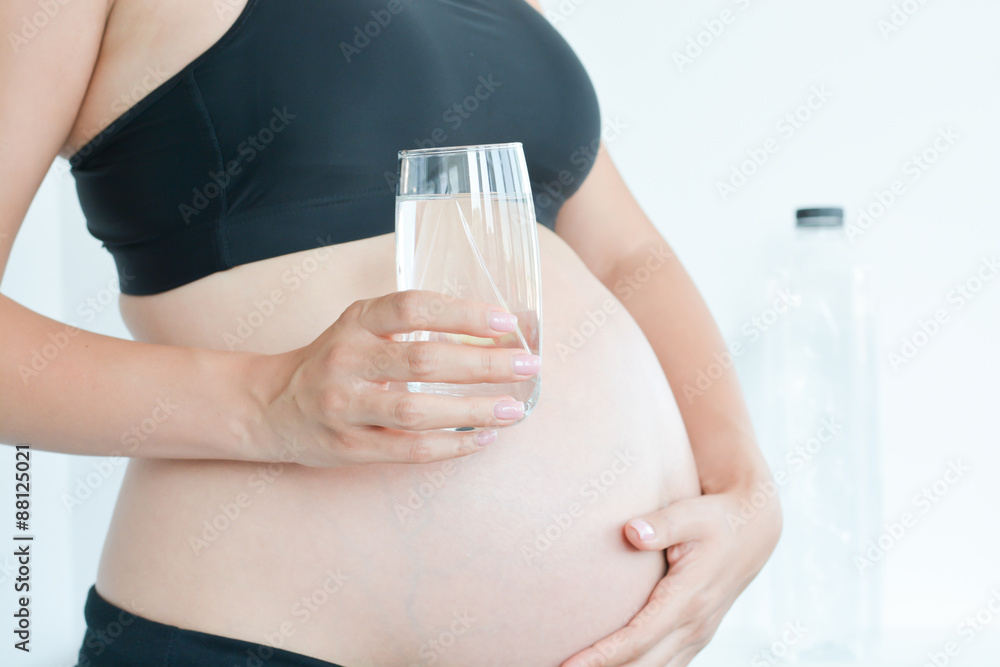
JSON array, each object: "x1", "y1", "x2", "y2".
[{"x1": 560, "y1": 479, "x2": 782, "y2": 667}]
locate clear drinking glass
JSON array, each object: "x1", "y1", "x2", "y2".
[{"x1": 395, "y1": 142, "x2": 542, "y2": 419}]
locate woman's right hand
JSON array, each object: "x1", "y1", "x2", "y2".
[{"x1": 256, "y1": 290, "x2": 541, "y2": 467}]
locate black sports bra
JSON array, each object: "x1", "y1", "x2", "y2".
[{"x1": 69, "y1": 0, "x2": 602, "y2": 295}]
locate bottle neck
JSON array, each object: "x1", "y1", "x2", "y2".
[{"x1": 794, "y1": 224, "x2": 847, "y2": 243}]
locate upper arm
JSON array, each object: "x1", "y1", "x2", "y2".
[
  {"x1": 515, "y1": 2, "x2": 659, "y2": 283},
  {"x1": 553, "y1": 142, "x2": 665, "y2": 286},
  {"x1": 0, "y1": 0, "x2": 109, "y2": 281}
]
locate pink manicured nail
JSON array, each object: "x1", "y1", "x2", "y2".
[
  {"x1": 477, "y1": 429, "x2": 498, "y2": 447},
  {"x1": 628, "y1": 519, "x2": 656, "y2": 542},
  {"x1": 489, "y1": 311, "x2": 518, "y2": 332},
  {"x1": 494, "y1": 400, "x2": 525, "y2": 420},
  {"x1": 512, "y1": 354, "x2": 541, "y2": 375}
]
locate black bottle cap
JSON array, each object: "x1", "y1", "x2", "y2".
[{"x1": 796, "y1": 207, "x2": 844, "y2": 227}]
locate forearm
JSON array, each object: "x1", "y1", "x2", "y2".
[
  {"x1": 606, "y1": 236, "x2": 771, "y2": 494},
  {"x1": 0, "y1": 294, "x2": 275, "y2": 461}
]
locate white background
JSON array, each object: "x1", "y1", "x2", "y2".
[{"x1": 2, "y1": 0, "x2": 999, "y2": 665}]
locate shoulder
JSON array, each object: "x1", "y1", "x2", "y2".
[{"x1": 522, "y1": 0, "x2": 545, "y2": 14}]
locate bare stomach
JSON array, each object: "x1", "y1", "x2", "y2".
[{"x1": 98, "y1": 225, "x2": 700, "y2": 667}]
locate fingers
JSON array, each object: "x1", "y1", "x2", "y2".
[
  {"x1": 374, "y1": 341, "x2": 540, "y2": 384},
  {"x1": 359, "y1": 391, "x2": 526, "y2": 431},
  {"x1": 561, "y1": 577, "x2": 689, "y2": 667},
  {"x1": 357, "y1": 290, "x2": 520, "y2": 338},
  {"x1": 624, "y1": 498, "x2": 715, "y2": 551},
  {"x1": 662, "y1": 647, "x2": 700, "y2": 667},
  {"x1": 634, "y1": 606, "x2": 723, "y2": 667},
  {"x1": 345, "y1": 425, "x2": 500, "y2": 465},
  {"x1": 627, "y1": 639, "x2": 702, "y2": 667}
]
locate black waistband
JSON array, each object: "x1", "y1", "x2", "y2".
[{"x1": 78, "y1": 585, "x2": 347, "y2": 667}]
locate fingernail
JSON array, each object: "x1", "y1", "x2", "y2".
[
  {"x1": 477, "y1": 429, "x2": 498, "y2": 447},
  {"x1": 512, "y1": 354, "x2": 541, "y2": 375},
  {"x1": 489, "y1": 311, "x2": 517, "y2": 332},
  {"x1": 628, "y1": 519, "x2": 656, "y2": 542},
  {"x1": 493, "y1": 400, "x2": 525, "y2": 420}
]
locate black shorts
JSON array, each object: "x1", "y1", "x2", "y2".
[{"x1": 77, "y1": 585, "x2": 347, "y2": 667}]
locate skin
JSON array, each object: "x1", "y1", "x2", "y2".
[{"x1": 0, "y1": 0, "x2": 781, "y2": 665}]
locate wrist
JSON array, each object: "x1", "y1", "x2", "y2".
[
  {"x1": 698, "y1": 447, "x2": 773, "y2": 495},
  {"x1": 234, "y1": 349, "x2": 298, "y2": 463},
  {"x1": 710, "y1": 464, "x2": 775, "y2": 495},
  {"x1": 721, "y1": 465, "x2": 784, "y2": 539}
]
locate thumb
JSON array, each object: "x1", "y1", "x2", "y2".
[{"x1": 624, "y1": 497, "x2": 711, "y2": 551}]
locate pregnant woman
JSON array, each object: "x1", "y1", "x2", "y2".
[{"x1": 0, "y1": 1, "x2": 781, "y2": 665}]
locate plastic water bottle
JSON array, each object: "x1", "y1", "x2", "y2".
[{"x1": 751, "y1": 207, "x2": 881, "y2": 660}]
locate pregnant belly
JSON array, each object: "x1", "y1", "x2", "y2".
[{"x1": 99, "y1": 228, "x2": 700, "y2": 666}]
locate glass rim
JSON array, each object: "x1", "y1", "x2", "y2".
[{"x1": 398, "y1": 142, "x2": 523, "y2": 158}]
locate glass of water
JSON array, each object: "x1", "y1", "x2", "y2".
[{"x1": 395, "y1": 142, "x2": 542, "y2": 418}]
